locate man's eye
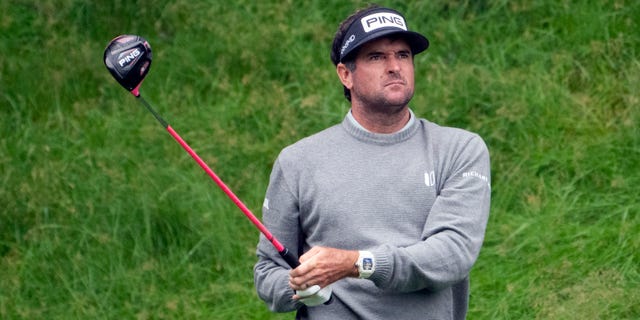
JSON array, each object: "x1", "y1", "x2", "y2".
[{"x1": 369, "y1": 55, "x2": 383, "y2": 61}]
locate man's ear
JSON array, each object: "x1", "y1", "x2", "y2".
[{"x1": 336, "y1": 63, "x2": 353, "y2": 90}]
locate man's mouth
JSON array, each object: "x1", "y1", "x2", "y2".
[{"x1": 385, "y1": 80, "x2": 405, "y2": 87}]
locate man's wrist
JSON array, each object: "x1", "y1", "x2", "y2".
[{"x1": 349, "y1": 250, "x2": 360, "y2": 277}]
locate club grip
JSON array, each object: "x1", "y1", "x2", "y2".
[
  {"x1": 279, "y1": 248, "x2": 300, "y2": 269},
  {"x1": 280, "y1": 247, "x2": 334, "y2": 305}
]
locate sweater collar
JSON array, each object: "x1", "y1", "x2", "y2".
[{"x1": 342, "y1": 109, "x2": 420, "y2": 145}]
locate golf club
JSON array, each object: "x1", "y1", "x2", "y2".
[{"x1": 103, "y1": 34, "x2": 306, "y2": 271}]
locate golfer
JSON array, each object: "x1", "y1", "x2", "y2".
[{"x1": 254, "y1": 5, "x2": 491, "y2": 319}]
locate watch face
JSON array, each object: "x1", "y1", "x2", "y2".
[{"x1": 362, "y1": 258, "x2": 373, "y2": 271}]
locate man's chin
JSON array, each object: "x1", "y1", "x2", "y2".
[
  {"x1": 352, "y1": 90, "x2": 413, "y2": 111},
  {"x1": 384, "y1": 92, "x2": 413, "y2": 108}
]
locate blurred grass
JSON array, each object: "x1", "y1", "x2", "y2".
[{"x1": 1, "y1": 0, "x2": 639, "y2": 319}]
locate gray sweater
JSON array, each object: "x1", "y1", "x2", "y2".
[{"x1": 254, "y1": 111, "x2": 491, "y2": 319}]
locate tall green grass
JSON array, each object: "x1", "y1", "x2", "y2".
[{"x1": 1, "y1": 0, "x2": 638, "y2": 318}]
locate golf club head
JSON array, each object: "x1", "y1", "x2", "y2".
[{"x1": 104, "y1": 34, "x2": 152, "y2": 97}]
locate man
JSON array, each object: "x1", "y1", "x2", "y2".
[{"x1": 254, "y1": 5, "x2": 491, "y2": 320}]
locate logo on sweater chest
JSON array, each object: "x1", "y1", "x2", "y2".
[{"x1": 424, "y1": 171, "x2": 435, "y2": 187}]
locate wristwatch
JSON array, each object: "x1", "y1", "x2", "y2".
[{"x1": 355, "y1": 250, "x2": 375, "y2": 279}]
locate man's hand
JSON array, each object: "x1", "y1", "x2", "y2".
[{"x1": 289, "y1": 247, "x2": 359, "y2": 291}]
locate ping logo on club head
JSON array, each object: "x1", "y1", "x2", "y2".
[{"x1": 117, "y1": 47, "x2": 142, "y2": 68}]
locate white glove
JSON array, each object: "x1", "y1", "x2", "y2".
[{"x1": 296, "y1": 284, "x2": 333, "y2": 306}]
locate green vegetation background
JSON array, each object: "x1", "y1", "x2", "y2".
[{"x1": 1, "y1": 0, "x2": 638, "y2": 319}]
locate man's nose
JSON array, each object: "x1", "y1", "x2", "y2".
[{"x1": 386, "y1": 55, "x2": 401, "y2": 73}]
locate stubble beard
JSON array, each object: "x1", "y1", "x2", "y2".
[{"x1": 352, "y1": 85, "x2": 414, "y2": 116}]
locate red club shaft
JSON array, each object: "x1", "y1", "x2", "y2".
[
  {"x1": 165, "y1": 125, "x2": 286, "y2": 253},
  {"x1": 134, "y1": 95, "x2": 299, "y2": 267}
]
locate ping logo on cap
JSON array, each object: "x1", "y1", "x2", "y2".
[{"x1": 361, "y1": 12, "x2": 407, "y2": 33}]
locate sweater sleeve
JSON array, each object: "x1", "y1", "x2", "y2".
[
  {"x1": 369, "y1": 134, "x2": 491, "y2": 292},
  {"x1": 253, "y1": 157, "x2": 304, "y2": 312}
]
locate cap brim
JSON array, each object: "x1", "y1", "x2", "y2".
[{"x1": 341, "y1": 29, "x2": 429, "y2": 62}]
